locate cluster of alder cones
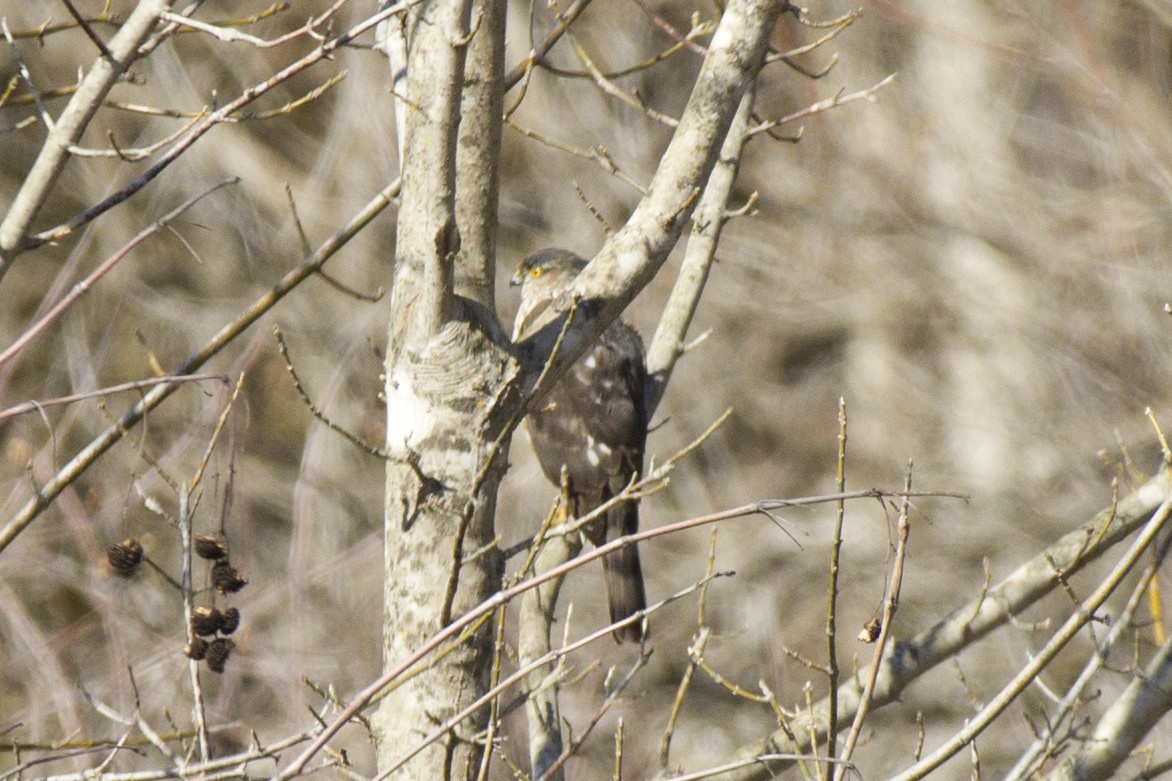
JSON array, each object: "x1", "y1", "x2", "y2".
[{"x1": 106, "y1": 533, "x2": 249, "y2": 674}]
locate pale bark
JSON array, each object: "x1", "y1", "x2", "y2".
[
  {"x1": 512, "y1": 4, "x2": 778, "y2": 778},
  {"x1": 645, "y1": 85, "x2": 757, "y2": 413},
  {"x1": 703, "y1": 468, "x2": 1172, "y2": 781},
  {"x1": 1046, "y1": 633, "x2": 1172, "y2": 781},
  {"x1": 0, "y1": 0, "x2": 175, "y2": 272},
  {"x1": 512, "y1": 0, "x2": 783, "y2": 400},
  {"x1": 378, "y1": 304, "x2": 515, "y2": 781},
  {"x1": 376, "y1": 2, "x2": 514, "y2": 779},
  {"x1": 453, "y1": 0, "x2": 505, "y2": 309}
]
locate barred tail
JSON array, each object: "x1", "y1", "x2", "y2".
[{"x1": 603, "y1": 501, "x2": 647, "y2": 642}]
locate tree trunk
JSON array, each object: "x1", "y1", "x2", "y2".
[
  {"x1": 376, "y1": 300, "x2": 515, "y2": 780},
  {"x1": 373, "y1": 1, "x2": 514, "y2": 778}
]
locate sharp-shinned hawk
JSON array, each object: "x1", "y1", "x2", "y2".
[{"x1": 511, "y1": 248, "x2": 648, "y2": 642}]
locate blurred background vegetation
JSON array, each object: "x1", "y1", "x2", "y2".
[{"x1": 2, "y1": 0, "x2": 1171, "y2": 777}]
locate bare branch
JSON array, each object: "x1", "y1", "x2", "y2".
[
  {"x1": 177, "y1": 484, "x2": 210, "y2": 763},
  {"x1": 890, "y1": 495, "x2": 1172, "y2": 781},
  {"x1": 825, "y1": 399, "x2": 850, "y2": 778},
  {"x1": 0, "y1": 177, "x2": 401, "y2": 555},
  {"x1": 645, "y1": 81, "x2": 754, "y2": 416},
  {"x1": 279, "y1": 484, "x2": 926, "y2": 779},
  {"x1": 0, "y1": 178, "x2": 239, "y2": 370},
  {"x1": 503, "y1": 0, "x2": 592, "y2": 89},
  {"x1": 834, "y1": 463, "x2": 913, "y2": 779},
  {"x1": 709, "y1": 468, "x2": 1172, "y2": 781},
  {"x1": 0, "y1": 374, "x2": 226, "y2": 424},
  {"x1": 20, "y1": 2, "x2": 416, "y2": 254},
  {"x1": 1007, "y1": 541, "x2": 1168, "y2": 779},
  {"x1": 0, "y1": 0, "x2": 175, "y2": 271},
  {"x1": 748, "y1": 74, "x2": 896, "y2": 139},
  {"x1": 515, "y1": 0, "x2": 783, "y2": 407},
  {"x1": 2, "y1": 19, "x2": 55, "y2": 131},
  {"x1": 503, "y1": 120, "x2": 649, "y2": 193}
]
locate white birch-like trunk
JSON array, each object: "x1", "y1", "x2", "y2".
[{"x1": 373, "y1": 1, "x2": 514, "y2": 778}]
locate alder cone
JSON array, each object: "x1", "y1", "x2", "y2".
[
  {"x1": 194, "y1": 534, "x2": 228, "y2": 561},
  {"x1": 184, "y1": 638, "x2": 209, "y2": 660},
  {"x1": 205, "y1": 638, "x2": 236, "y2": 673},
  {"x1": 107, "y1": 539, "x2": 143, "y2": 575},
  {"x1": 191, "y1": 606, "x2": 224, "y2": 636},
  {"x1": 211, "y1": 560, "x2": 248, "y2": 594},
  {"x1": 220, "y1": 607, "x2": 240, "y2": 635}
]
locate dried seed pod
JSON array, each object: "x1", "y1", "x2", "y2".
[
  {"x1": 205, "y1": 638, "x2": 236, "y2": 673},
  {"x1": 184, "y1": 637, "x2": 209, "y2": 660},
  {"x1": 107, "y1": 538, "x2": 143, "y2": 575},
  {"x1": 194, "y1": 534, "x2": 228, "y2": 561},
  {"x1": 211, "y1": 560, "x2": 248, "y2": 594},
  {"x1": 219, "y1": 607, "x2": 240, "y2": 635},
  {"x1": 191, "y1": 606, "x2": 224, "y2": 636},
  {"x1": 857, "y1": 618, "x2": 882, "y2": 644}
]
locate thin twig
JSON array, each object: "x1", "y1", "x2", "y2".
[
  {"x1": 834, "y1": 463, "x2": 913, "y2": 779},
  {"x1": 1, "y1": 0, "x2": 173, "y2": 268},
  {"x1": 189, "y1": 374, "x2": 246, "y2": 492},
  {"x1": 159, "y1": 1, "x2": 347, "y2": 48},
  {"x1": 273, "y1": 327, "x2": 387, "y2": 458},
  {"x1": 1, "y1": 19, "x2": 54, "y2": 132},
  {"x1": 0, "y1": 178, "x2": 240, "y2": 370},
  {"x1": 562, "y1": 33, "x2": 679, "y2": 127},
  {"x1": 23, "y1": 2, "x2": 417, "y2": 251},
  {"x1": 503, "y1": 0, "x2": 592, "y2": 88},
  {"x1": 278, "y1": 485, "x2": 929, "y2": 778},
  {"x1": 0, "y1": 374, "x2": 227, "y2": 423},
  {"x1": 660, "y1": 528, "x2": 719, "y2": 768},
  {"x1": 9, "y1": 732, "x2": 311, "y2": 781},
  {"x1": 823, "y1": 398, "x2": 848, "y2": 778},
  {"x1": 378, "y1": 575, "x2": 725, "y2": 780},
  {"x1": 748, "y1": 75, "x2": 895, "y2": 139},
  {"x1": 1005, "y1": 532, "x2": 1172, "y2": 779},
  {"x1": 0, "y1": 177, "x2": 401, "y2": 555},
  {"x1": 178, "y1": 484, "x2": 209, "y2": 762},
  {"x1": 888, "y1": 496, "x2": 1172, "y2": 781},
  {"x1": 504, "y1": 120, "x2": 649, "y2": 194},
  {"x1": 630, "y1": 0, "x2": 708, "y2": 56},
  {"x1": 60, "y1": 0, "x2": 115, "y2": 60},
  {"x1": 667, "y1": 754, "x2": 851, "y2": 781}
]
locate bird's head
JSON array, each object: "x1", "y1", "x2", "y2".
[
  {"x1": 511, "y1": 248, "x2": 590, "y2": 340},
  {"x1": 510, "y1": 248, "x2": 588, "y2": 289}
]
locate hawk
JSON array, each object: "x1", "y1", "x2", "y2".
[{"x1": 511, "y1": 248, "x2": 648, "y2": 642}]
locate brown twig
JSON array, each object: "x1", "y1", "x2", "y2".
[
  {"x1": 0, "y1": 178, "x2": 240, "y2": 370},
  {"x1": 823, "y1": 398, "x2": 848, "y2": 778},
  {"x1": 504, "y1": 0, "x2": 592, "y2": 89},
  {"x1": 23, "y1": 2, "x2": 417, "y2": 252},
  {"x1": 0, "y1": 176, "x2": 401, "y2": 555},
  {"x1": 279, "y1": 484, "x2": 936, "y2": 778},
  {"x1": 0, "y1": 374, "x2": 226, "y2": 424},
  {"x1": 60, "y1": 0, "x2": 115, "y2": 60},
  {"x1": 273, "y1": 327, "x2": 387, "y2": 458},
  {"x1": 834, "y1": 463, "x2": 913, "y2": 779}
]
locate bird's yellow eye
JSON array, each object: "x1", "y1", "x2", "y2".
[{"x1": 529, "y1": 267, "x2": 543, "y2": 278}]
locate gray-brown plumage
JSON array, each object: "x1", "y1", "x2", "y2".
[{"x1": 511, "y1": 248, "x2": 648, "y2": 642}]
